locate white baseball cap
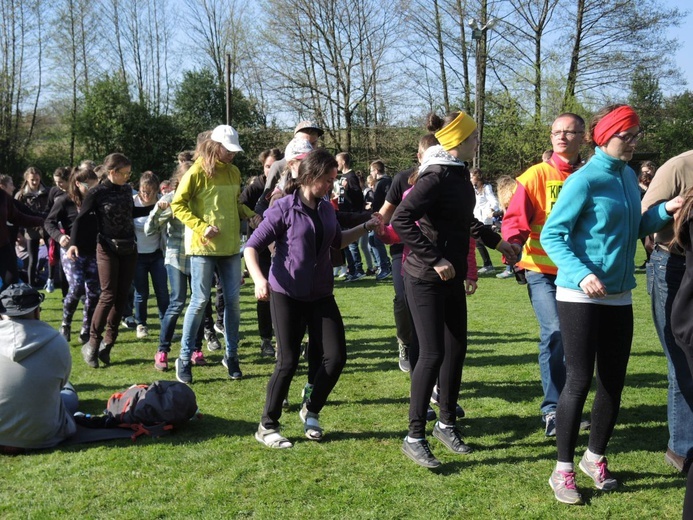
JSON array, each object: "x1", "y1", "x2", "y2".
[{"x1": 211, "y1": 125, "x2": 243, "y2": 153}]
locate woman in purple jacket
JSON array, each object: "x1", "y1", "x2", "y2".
[{"x1": 245, "y1": 149, "x2": 379, "y2": 449}]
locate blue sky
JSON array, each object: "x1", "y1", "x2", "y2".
[{"x1": 666, "y1": 0, "x2": 693, "y2": 94}]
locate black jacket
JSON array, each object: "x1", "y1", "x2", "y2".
[{"x1": 391, "y1": 163, "x2": 500, "y2": 283}]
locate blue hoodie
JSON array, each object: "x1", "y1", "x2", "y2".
[{"x1": 541, "y1": 147, "x2": 672, "y2": 294}]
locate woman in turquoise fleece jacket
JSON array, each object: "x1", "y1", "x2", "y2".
[{"x1": 541, "y1": 104, "x2": 683, "y2": 506}]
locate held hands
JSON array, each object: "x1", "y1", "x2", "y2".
[
  {"x1": 496, "y1": 240, "x2": 520, "y2": 265},
  {"x1": 66, "y1": 245, "x2": 79, "y2": 260},
  {"x1": 667, "y1": 196, "x2": 684, "y2": 219},
  {"x1": 579, "y1": 273, "x2": 607, "y2": 298},
  {"x1": 203, "y1": 225, "x2": 220, "y2": 239},
  {"x1": 248, "y1": 214, "x2": 263, "y2": 229},
  {"x1": 59, "y1": 235, "x2": 70, "y2": 248},
  {"x1": 363, "y1": 215, "x2": 382, "y2": 232},
  {"x1": 157, "y1": 200, "x2": 170, "y2": 210},
  {"x1": 433, "y1": 258, "x2": 456, "y2": 281}
]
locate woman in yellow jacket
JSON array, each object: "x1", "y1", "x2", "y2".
[{"x1": 171, "y1": 125, "x2": 257, "y2": 384}]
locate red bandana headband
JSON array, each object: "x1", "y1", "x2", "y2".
[{"x1": 592, "y1": 105, "x2": 640, "y2": 147}]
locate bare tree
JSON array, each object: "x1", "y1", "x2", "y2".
[
  {"x1": 262, "y1": 0, "x2": 403, "y2": 152},
  {"x1": 562, "y1": 0, "x2": 684, "y2": 110}
]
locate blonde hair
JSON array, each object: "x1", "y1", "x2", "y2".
[
  {"x1": 198, "y1": 140, "x2": 224, "y2": 178},
  {"x1": 496, "y1": 175, "x2": 518, "y2": 211}
]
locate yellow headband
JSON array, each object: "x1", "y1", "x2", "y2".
[{"x1": 434, "y1": 112, "x2": 477, "y2": 151}]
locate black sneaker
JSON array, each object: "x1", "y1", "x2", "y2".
[
  {"x1": 432, "y1": 422, "x2": 472, "y2": 454},
  {"x1": 222, "y1": 354, "x2": 242, "y2": 380},
  {"x1": 81, "y1": 342, "x2": 99, "y2": 368},
  {"x1": 401, "y1": 438, "x2": 441, "y2": 469},
  {"x1": 260, "y1": 338, "x2": 276, "y2": 358},
  {"x1": 97, "y1": 342, "x2": 113, "y2": 365},
  {"x1": 60, "y1": 324, "x2": 71, "y2": 342},
  {"x1": 430, "y1": 385, "x2": 465, "y2": 418},
  {"x1": 204, "y1": 329, "x2": 222, "y2": 351},
  {"x1": 79, "y1": 327, "x2": 90, "y2": 344},
  {"x1": 175, "y1": 358, "x2": 193, "y2": 384},
  {"x1": 121, "y1": 316, "x2": 136, "y2": 330},
  {"x1": 426, "y1": 406, "x2": 437, "y2": 422}
]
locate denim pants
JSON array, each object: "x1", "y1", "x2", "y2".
[
  {"x1": 345, "y1": 242, "x2": 363, "y2": 275},
  {"x1": 368, "y1": 231, "x2": 391, "y2": 272},
  {"x1": 526, "y1": 270, "x2": 566, "y2": 416},
  {"x1": 648, "y1": 248, "x2": 693, "y2": 457},
  {"x1": 133, "y1": 250, "x2": 169, "y2": 325},
  {"x1": 180, "y1": 254, "x2": 241, "y2": 362},
  {"x1": 158, "y1": 264, "x2": 205, "y2": 353}
]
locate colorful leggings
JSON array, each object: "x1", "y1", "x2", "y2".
[{"x1": 60, "y1": 248, "x2": 100, "y2": 331}]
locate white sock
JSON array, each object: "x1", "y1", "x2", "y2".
[
  {"x1": 406, "y1": 436, "x2": 424, "y2": 443},
  {"x1": 556, "y1": 461, "x2": 574, "y2": 472},
  {"x1": 437, "y1": 421, "x2": 454, "y2": 429},
  {"x1": 585, "y1": 449, "x2": 603, "y2": 462}
]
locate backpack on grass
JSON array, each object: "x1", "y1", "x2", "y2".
[
  {"x1": 72, "y1": 380, "x2": 199, "y2": 442},
  {"x1": 105, "y1": 380, "x2": 199, "y2": 440}
]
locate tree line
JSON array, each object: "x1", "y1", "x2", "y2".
[{"x1": 1, "y1": 0, "x2": 690, "y2": 183}]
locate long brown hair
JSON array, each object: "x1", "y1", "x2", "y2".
[
  {"x1": 198, "y1": 139, "x2": 224, "y2": 178},
  {"x1": 68, "y1": 164, "x2": 98, "y2": 208},
  {"x1": 673, "y1": 187, "x2": 693, "y2": 249}
]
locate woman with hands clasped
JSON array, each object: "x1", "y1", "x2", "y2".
[
  {"x1": 245, "y1": 149, "x2": 380, "y2": 449},
  {"x1": 391, "y1": 111, "x2": 518, "y2": 469},
  {"x1": 541, "y1": 104, "x2": 683, "y2": 505}
]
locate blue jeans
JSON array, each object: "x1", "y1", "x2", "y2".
[
  {"x1": 159, "y1": 264, "x2": 205, "y2": 353},
  {"x1": 368, "y1": 231, "x2": 391, "y2": 272},
  {"x1": 648, "y1": 248, "x2": 693, "y2": 457},
  {"x1": 526, "y1": 270, "x2": 565, "y2": 416},
  {"x1": 180, "y1": 254, "x2": 241, "y2": 362},
  {"x1": 133, "y1": 250, "x2": 169, "y2": 325},
  {"x1": 345, "y1": 242, "x2": 363, "y2": 275}
]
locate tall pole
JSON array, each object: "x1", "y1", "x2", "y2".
[{"x1": 225, "y1": 53, "x2": 232, "y2": 125}]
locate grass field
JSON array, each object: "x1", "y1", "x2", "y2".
[{"x1": 0, "y1": 249, "x2": 686, "y2": 519}]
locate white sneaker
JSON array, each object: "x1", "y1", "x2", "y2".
[{"x1": 136, "y1": 324, "x2": 149, "y2": 339}]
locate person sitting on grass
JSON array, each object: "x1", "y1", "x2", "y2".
[{"x1": 0, "y1": 283, "x2": 78, "y2": 453}]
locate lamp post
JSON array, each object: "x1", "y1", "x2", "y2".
[{"x1": 468, "y1": 16, "x2": 496, "y2": 168}]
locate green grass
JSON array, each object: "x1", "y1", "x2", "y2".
[{"x1": 0, "y1": 248, "x2": 685, "y2": 519}]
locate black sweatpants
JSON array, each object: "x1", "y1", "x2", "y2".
[
  {"x1": 556, "y1": 301, "x2": 633, "y2": 462},
  {"x1": 261, "y1": 292, "x2": 347, "y2": 429},
  {"x1": 405, "y1": 275, "x2": 467, "y2": 438}
]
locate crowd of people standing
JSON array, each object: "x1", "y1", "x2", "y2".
[{"x1": 3, "y1": 106, "x2": 693, "y2": 514}]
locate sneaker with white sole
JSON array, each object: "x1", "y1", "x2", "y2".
[
  {"x1": 544, "y1": 411, "x2": 557, "y2": 437},
  {"x1": 175, "y1": 358, "x2": 192, "y2": 384},
  {"x1": 579, "y1": 454, "x2": 618, "y2": 490},
  {"x1": 136, "y1": 324, "x2": 148, "y2": 339},
  {"x1": 214, "y1": 322, "x2": 224, "y2": 335},
  {"x1": 477, "y1": 266, "x2": 496, "y2": 275},
  {"x1": 205, "y1": 329, "x2": 222, "y2": 351},
  {"x1": 398, "y1": 342, "x2": 411, "y2": 372},
  {"x1": 222, "y1": 354, "x2": 242, "y2": 380},
  {"x1": 549, "y1": 469, "x2": 583, "y2": 505},
  {"x1": 430, "y1": 385, "x2": 465, "y2": 418}
]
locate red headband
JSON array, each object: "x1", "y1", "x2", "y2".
[{"x1": 592, "y1": 106, "x2": 640, "y2": 147}]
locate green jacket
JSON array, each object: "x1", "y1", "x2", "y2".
[{"x1": 171, "y1": 157, "x2": 255, "y2": 256}]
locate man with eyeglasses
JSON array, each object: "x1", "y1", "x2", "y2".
[
  {"x1": 501, "y1": 113, "x2": 586, "y2": 437},
  {"x1": 642, "y1": 149, "x2": 693, "y2": 473}
]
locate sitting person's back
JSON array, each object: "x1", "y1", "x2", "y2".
[{"x1": 0, "y1": 284, "x2": 76, "y2": 451}]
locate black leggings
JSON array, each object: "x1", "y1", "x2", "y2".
[
  {"x1": 405, "y1": 275, "x2": 467, "y2": 437},
  {"x1": 556, "y1": 301, "x2": 633, "y2": 462},
  {"x1": 26, "y1": 237, "x2": 40, "y2": 286},
  {"x1": 261, "y1": 292, "x2": 347, "y2": 429}
]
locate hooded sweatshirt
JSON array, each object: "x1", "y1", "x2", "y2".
[{"x1": 0, "y1": 319, "x2": 75, "y2": 449}]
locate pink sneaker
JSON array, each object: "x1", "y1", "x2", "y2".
[
  {"x1": 154, "y1": 351, "x2": 168, "y2": 371},
  {"x1": 191, "y1": 350, "x2": 207, "y2": 366}
]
